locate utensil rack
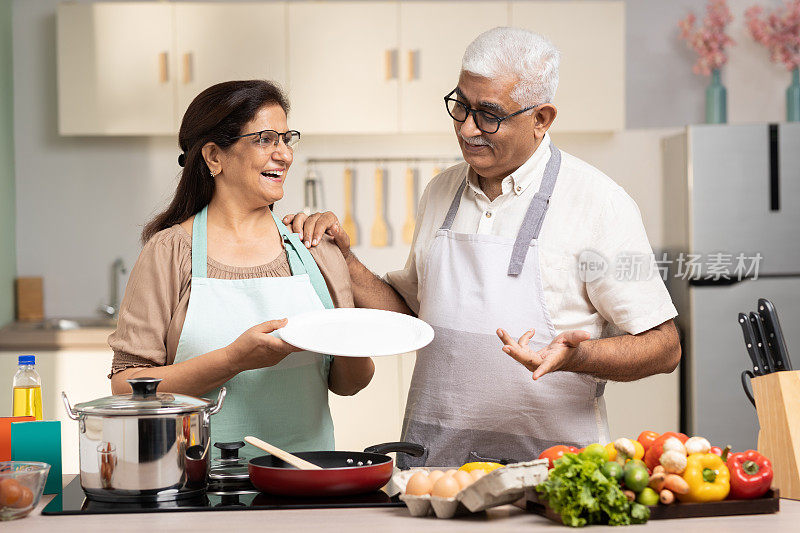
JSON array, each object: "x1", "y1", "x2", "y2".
[{"x1": 752, "y1": 370, "x2": 800, "y2": 500}]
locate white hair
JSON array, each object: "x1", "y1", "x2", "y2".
[{"x1": 461, "y1": 27, "x2": 560, "y2": 110}]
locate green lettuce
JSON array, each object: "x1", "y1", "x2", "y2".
[{"x1": 535, "y1": 453, "x2": 650, "y2": 527}]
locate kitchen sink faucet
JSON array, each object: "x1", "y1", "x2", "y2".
[{"x1": 98, "y1": 257, "x2": 127, "y2": 319}]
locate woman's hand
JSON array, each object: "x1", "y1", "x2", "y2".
[
  {"x1": 282, "y1": 211, "x2": 351, "y2": 258},
  {"x1": 226, "y1": 319, "x2": 298, "y2": 372}
]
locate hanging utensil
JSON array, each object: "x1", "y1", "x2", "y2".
[
  {"x1": 341, "y1": 165, "x2": 358, "y2": 247},
  {"x1": 303, "y1": 166, "x2": 320, "y2": 215},
  {"x1": 244, "y1": 436, "x2": 322, "y2": 471},
  {"x1": 370, "y1": 166, "x2": 390, "y2": 247},
  {"x1": 401, "y1": 166, "x2": 416, "y2": 244}
]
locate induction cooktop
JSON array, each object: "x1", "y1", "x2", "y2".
[{"x1": 42, "y1": 477, "x2": 404, "y2": 515}]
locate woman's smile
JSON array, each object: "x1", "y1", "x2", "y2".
[{"x1": 261, "y1": 168, "x2": 285, "y2": 183}]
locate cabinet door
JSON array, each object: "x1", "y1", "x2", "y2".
[
  {"x1": 174, "y1": 3, "x2": 288, "y2": 126},
  {"x1": 399, "y1": 2, "x2": 509, "y2": 133},
  {"x1": 57, "y1": 3, "x2": 175, "y2": 135},
  {"x1": 511, "y1": 1, "x2": 625, "y2": 132},
  {"x1": 287, "y1": 1, "x2": 400, "y2": 134}
]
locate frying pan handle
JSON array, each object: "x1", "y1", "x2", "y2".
[{"x1": 364, "y1": 441, "x2": 425, "y2": 457}]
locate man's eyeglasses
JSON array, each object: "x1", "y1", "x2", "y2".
[
  {"x1": 443, "y1": 89, "x2": 539, "y2": 134},
  {"x1": 231, "y1": 129, "x2": 301, "y2": 149}
]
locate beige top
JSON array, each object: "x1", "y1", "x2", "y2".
[{"x1": 108, "y1": 224, "x2": 354, "y2": 376}]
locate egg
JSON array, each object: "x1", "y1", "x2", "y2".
[
  {"x1": 14, "y1": 486, "x2": 33, "y2": 509},
  {"x1": 431, "y1": 475, "x2": 461, "y2": 498},
  {"x1": 404, "y1": 471, "x2": 433, "y2": 496},
  {"x1": 444, "y1": 469, "x2": 458, "y2": 477},
  {"x1": 427, "y1": 470, "x2": 445, "y2": 485},
  {"x1": 0, "y1": 478, "x2": 22, "y2": 507},
  {"x1": 470, "y1": 469, "x2": 487, "y2": 482},
  {"x1": 453, "y1": 470, "x2": 474, "y2": 490}
]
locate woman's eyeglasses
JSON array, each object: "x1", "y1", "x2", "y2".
[{"x1": 231, "y1": 129, "x2": 301, "y2": 148}]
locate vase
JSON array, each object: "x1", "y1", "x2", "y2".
[
  {"x1": 787, "y1": 67, "x2": 800, "y2": 123},
  {"x1": 705, "y1": 68, "x2": 727, "y2": 124}
]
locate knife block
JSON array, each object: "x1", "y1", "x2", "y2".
[{"x1": 752, "y1": 370, "x2": 800, "y2": 500}]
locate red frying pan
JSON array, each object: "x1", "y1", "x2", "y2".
[{"x1": 247, "y1": 441, "x2": 424, "y2": 497}]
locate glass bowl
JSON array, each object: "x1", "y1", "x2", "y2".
[{"x1": 0, "y1": 462, "x2": 50, "y2": 521}]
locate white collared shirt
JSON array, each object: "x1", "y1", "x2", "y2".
[{"x1": 386, "y1": 133, "x2": 678, "y2": 339}]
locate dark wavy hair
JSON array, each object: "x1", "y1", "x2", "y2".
[{"x1": 141, "y1": 80, "x2": 290, "y2": 244}]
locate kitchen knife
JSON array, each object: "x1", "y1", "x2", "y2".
[
  {"x1": 738, "y1": 312, "x2": 763, "y2": 375},
  {"x1": 758, "y1": 298, "x2": 793, "y2": 371},
  {"x1": 749, "y1": 311, "x2": 774, "y2": 374}
]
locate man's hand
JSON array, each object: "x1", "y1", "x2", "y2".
[
  {"x1": 497, "y1": 328, "x2": 591, "y2": 380},
  {"x1": 282, "y1": 211, "x2": 351, "y2": 257}
]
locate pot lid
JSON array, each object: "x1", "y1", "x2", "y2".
[{"x1": 73, "y1": 377, "x2": 214, "y2": 415}]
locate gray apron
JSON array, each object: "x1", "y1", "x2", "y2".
[{"x1": 399, "y1": 144, "x2": 609, "y2": 468}]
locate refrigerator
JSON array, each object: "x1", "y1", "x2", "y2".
[{"x1": 662, "y1": 123, "x2": 800, "y2": 451}]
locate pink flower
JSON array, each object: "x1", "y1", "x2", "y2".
[
  {"x1": 678, "y1": 0, "x2": 736, "y2": 76},
  {"x1": 745, "y1": 0, "x2": 800, "y2": 70}
]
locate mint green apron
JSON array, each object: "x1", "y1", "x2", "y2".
[{"x1": 174, "y1": 206, "x2": 335, "y2": 457}]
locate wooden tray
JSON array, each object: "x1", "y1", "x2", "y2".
[{"x1": 526, "y1": 489, "x2": 780, "y2": 523}]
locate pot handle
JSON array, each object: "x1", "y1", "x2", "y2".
[
  {"x1": 364, "y1": 441, "x2": 425, "y2": 457},
  {"x1": 208, "y1": 387, "x2": 227, "y2": 415},
  {"x1": 61, "y1": 391, "x2": 79, "y2": 420}
]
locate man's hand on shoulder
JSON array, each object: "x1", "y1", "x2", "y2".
[
  {"x1": 282, "y1": 211, "x2": 352, "y2": 260},
  {"x1": 497, "y1": 328, "x2": 591, "y2": 380}
]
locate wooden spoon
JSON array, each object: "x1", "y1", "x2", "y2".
[
  {"x1": 244, "y1": 436, "x2": 322, "y2": 470},
  {"x1": 341, "y1": 166, "x2": 358, "y2": 247},
  {"x1": 401, "y1": 166, "x2": 416, "y2": 244},
  {"x1": 370, "y1": 166, "x2": 390, "y2": 247}
]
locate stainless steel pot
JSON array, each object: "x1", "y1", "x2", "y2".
[{"x1": 62, "y1": 377, "x2": 226, "y2": 502}]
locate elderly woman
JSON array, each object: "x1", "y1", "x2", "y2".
[{"x1": 109, "y1": 80, "x2": 374, "y2": 452}]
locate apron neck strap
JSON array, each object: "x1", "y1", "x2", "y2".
[
  {"x1": 191, "y1": 206, "x2": 209, "y2": 278},
  {"x1": 440, "y1": 179, "x2": 468, "y2": 231},
  {"x1": 271, "y1": 210, "x2": 335, "y2": 310},
  {"x1": 508, "y1": 144, "x2": 561, "y2": 276}
]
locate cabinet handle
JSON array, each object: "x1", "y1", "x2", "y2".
[
  {"x1": 158, "y1": 52, "x2": 169, "y2": 83},
  {"x1": 384, "y1": 49, "x2": 398, "y2": 81},
  {"x1": 407, "y1": 50, "x2": 418, "y2": 81},
  {"x1": 182, "y1": 52, "x2": 193, "y2": 84}
]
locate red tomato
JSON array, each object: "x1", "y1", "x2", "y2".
[
  {"x1": 637, "y1": 431, "x2": 660, "y2": 453},
  {"x1": 643, "y1": 431, "x2": 688, "y2": 471},
  {"x1": 538, "y1": 445, "x2": 579, "y2": 469},
  {"x1": 709, "y1": 446, "x2": 722, "y2": 456}
]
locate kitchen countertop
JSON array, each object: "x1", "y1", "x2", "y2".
[
  {"x1": 6, "y1": 476, "x2": 800, "y2": 532},
  {"x1": 0, "y1": 322, "x2": 114, "y2": 350}
]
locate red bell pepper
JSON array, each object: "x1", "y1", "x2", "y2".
[
  {"x1": 727, "y1": 450, "x2": 773, "y2": 499},
  {"x1": 538, "y1": 445, "x2": 579, "y2": 469}
]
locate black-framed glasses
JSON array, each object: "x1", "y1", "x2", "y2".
[
  {"x1": 231, "y1": 129, "x2": 301, "y2": 149},
  {"x1": 444, "y1": 89, "x2": 539, "y2": 134}
]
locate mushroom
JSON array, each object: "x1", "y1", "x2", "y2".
[
  {"x1": 613, "y1": 438, "x2": 636, "y2": 464},
  {"x1": 684, "y1": 436, "x2": 711, "y2": 455},
  {"x1": 660, "y1": 450, "x2": 688, "y2": 475}
]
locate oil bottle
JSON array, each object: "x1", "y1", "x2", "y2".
[{"x1": 12, "y1": 355, "x2": 42, "y2": 420}]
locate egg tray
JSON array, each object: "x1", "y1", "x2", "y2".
[{"x1": 395, "y1": 459, "x2": 549, "y2": 519}]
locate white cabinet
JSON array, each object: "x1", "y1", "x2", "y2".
[
  {"x1": 287, "y1": 1, "x2": 400, "y2": 134},
  {"x1": 398, "y1": 2, "x2": 509, "y2": 133},
  {"x1": 511, "y1": 1, "x2": 625, "y2": 132},
  {"x1": 58, "y1": 2, "x2": 287, "y2": 135},
  {"x1": 174, "y1": 3, "x2": 288, "y2": 123},
  {"x1": 57, "y1": 3, "x2": 175, "y2": 135}
]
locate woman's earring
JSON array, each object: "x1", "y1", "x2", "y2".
[{"x1": 210, "y1": 169, "x2": 218, "y2": 178}]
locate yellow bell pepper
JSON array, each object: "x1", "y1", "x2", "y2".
[
  {"x1": 678, "y1": 453, "x2": 730, "y2": 502},
  {"x1": 605, "y1": 439, "x2": 644, "y2": 462},
  {"x1": 459, "y1": 462, "x2": 504, "y2": 473}
]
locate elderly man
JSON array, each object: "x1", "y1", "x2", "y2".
[{"x1": 285, "y1": 27, "x2": 680, "y2": 467}]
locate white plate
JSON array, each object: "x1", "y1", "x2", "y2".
[{"x1": 277, "y1": 308, "x2": 434, "y2": 357}]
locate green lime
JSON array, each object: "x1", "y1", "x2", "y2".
[
  {"x1": 601, "y1": 461, "x2": 624, "y2": 482},
  {"x1": 636, "y1": 487, "x2": 659, "y2": 506},
  {"x1": 624, "y1": 464, "x2": 649, "y2": 493},
  {"x1": 625, "y1": 458, "x2": 647, "y2": 471},
  {"x1": 579, "y1": 443, "x2": 610, "y2": 463}
]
